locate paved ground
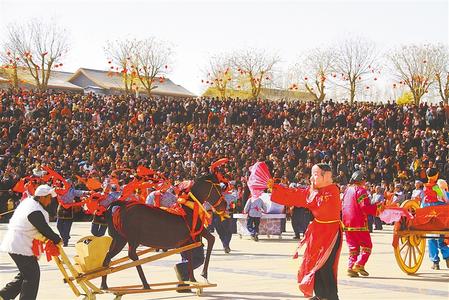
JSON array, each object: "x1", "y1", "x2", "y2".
[{"x1": 1, "y1": 222, "x2": 448, "y2": 300}]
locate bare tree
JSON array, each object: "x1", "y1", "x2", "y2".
[
  {"x1": 133, "y1": 37, "x2": 172, "y2": 96},
  {"x1": 432, "y1": 44, "x2": 449, "y2": 104},
  {"x1": 231, "y1": 49, "x2": 279, "y2": 99},
  {"x1": 333, "y1": 37, "x2": 378, "y2": 104},
  {"x1": 203, "y1": 54, "x2": 233, "y2": 99},
  {"x1": 6, "y1": 20, "x2": 68, "y2": 92},
  {"x1": 296, "y1": 48, "x2": 335, "y2": 102},
  {"x1": 104, "y1": 38, "x2": 138, "y2": 95},
  {"x1": 389, "y1": 44, "x2": 438, "y2": 105}
]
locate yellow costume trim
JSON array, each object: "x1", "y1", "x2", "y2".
[
  {"x1": 315, "y1": 219, "x2": 341, "y2": 224},
  {"x1": 361, "y1": 247, "x2": 372, "y2": 253},
  {"x1": 343, "y1": 226, "x2": 369, "y2": 231}
]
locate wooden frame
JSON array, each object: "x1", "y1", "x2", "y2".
[{"x1": 53, "y1": 242, "x2": 217, "y2": 299}]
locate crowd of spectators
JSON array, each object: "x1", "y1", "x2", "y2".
[{"x1": 0, "y1": 88, "x2": 448, "y2": 216}]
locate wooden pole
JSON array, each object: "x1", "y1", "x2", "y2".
[
  {"x1": 0, "y1": 209, "x2": 15, "y2": 217},
  {"x1": 82, "y1": 242, "x2": 202, "y2": 281}
]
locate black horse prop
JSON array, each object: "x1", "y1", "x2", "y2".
[{"x1": 100, "y1": 172, "x2": 228, "y2": 289}]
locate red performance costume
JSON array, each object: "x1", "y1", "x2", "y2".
[
  {"x1": 271, "y1": 182, "x2": 342, "y2": 299},
  {"x1": 342, "y1": 183, "x2": 377, "y2": 276}
]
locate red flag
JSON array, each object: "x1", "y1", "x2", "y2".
[
  {"x1": 137, "y1": 165, "x2": 155, "y2": 177},
  {"x1": 12, "y1": 178, "x2": 27, "y2": 193}
]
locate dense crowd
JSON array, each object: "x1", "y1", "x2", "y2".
[{"x1": 0, "y1": 88, "x2": 448, "y2": 215}]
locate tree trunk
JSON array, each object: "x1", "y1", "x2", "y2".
[
  {"x1": 219, "y1": 89, "x2": 226, "y2": 100},
  {"x1": 350, "y1": 81, "x2": 356, "y2": 104},
  {"x1": 413, "y1": 92, "x2": 421, "y2": 105},
  {"x1": 12, "y1": 66, "x2": 19, "y2": 90},
  {"x1": 318, "y1": 92, "x2": 326, "y2": 102}
]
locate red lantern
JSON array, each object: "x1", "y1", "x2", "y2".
[
  {"x1": 108, "y1": 61, "x2": 112, "y2": 64},
  {"x1": 374, "y1": 77, "x2": 377, "y2": 81},
  {"x1": 366, "y1": 86, "x2": 370, "y2": 89},
  {"x1": 6, "y1": 51, "x2": 11, "y2": 56},
  {"x1": 59, "y1": 63, "x2": 63, "y2": 67},
  {"x1": 304, "y1": 77, "x2": 308, "y2": 81},
  {"x1": 165, "y1": 65, "x2": 168, "y2": 69},
  {"x1": 423, "y1": 60, "x2": 427, "y2": 64},
  {"x1": 201, "y1": 80, "x2": 204, "y2": 83},
  {"x1": 237, "y1": 85, "x2": 241, "y2": 88}
]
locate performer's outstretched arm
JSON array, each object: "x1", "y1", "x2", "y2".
[{"x1": 271, "y1": 184, "x2": 309, "y2": 207}]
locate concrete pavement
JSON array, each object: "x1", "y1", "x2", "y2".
[{"x1": 1, "y1": 222, "x2": 448, "y2": 299}]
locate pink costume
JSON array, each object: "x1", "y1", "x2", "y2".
[{"x1": 342, "y1": 185, "x2": 378, "y2": 269}]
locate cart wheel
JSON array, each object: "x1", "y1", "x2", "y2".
[
  {"x1": 401, "y1": 199, "x2": 420, "y2": 216},
  {"x1": 267, "y1": 234, "x2": 270, "y2": 239},
  {"x1": 278, "y1": 235, "x2": 282, "y2": 240},
  {"x1": 113, "y1": 296, "x2": 122, "y2": 300},
  {"x1": 394, "y1": 200, "x2": 426, "y2": 274},
  {"x1": 196, "y1": 287, "x2": 203, "y2": 296},
  {"x1": 394, "y1": 233, "x2": 426, "y2": 274},
  {"x1": 239, "y1": 234, "x2": 242, "y2": 239}
]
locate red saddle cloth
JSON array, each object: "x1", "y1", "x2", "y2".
[{"x1": 407, "y1": 204, "x2": 449, "y2": 230}]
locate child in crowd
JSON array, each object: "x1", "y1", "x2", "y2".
[{"x1": 243, "y1": 195, "x2": 267, "y2": 241}]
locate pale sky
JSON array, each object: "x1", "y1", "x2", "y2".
[{"x1": 0, "y1": 0, "x2": 448, "y2": 97}]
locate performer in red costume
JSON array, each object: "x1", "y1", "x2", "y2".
[
  {"x1": 342, "y1": 171, "x2": 379, "y2": 277},
  {"x1": 269, "y1": 163, "x2": 342, "y2": 300}
]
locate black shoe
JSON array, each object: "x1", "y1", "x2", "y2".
[
  {"x1": 254, "y1": 235, "x2": 259, "y2": 242},
  {"x1": 293, "y1": 235, "x2": 300, "y2": 240},
  {"x1": 224, "y1": 246, "x2": 231, "y2": 253},
  {"x1": 431, "y1": 262, "x2": 440, "y2": 270}
]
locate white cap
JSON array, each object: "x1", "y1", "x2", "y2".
[{"x1": 34, "y1": 184, "x2": 57, "y2": 197}]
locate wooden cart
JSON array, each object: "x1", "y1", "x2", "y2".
[
  {"x1": 393, "y1": 200, "x2": 449, "y2": 274},
  {"x1": 52, "y1": 236, "x2": 216, "y2": 299}
]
